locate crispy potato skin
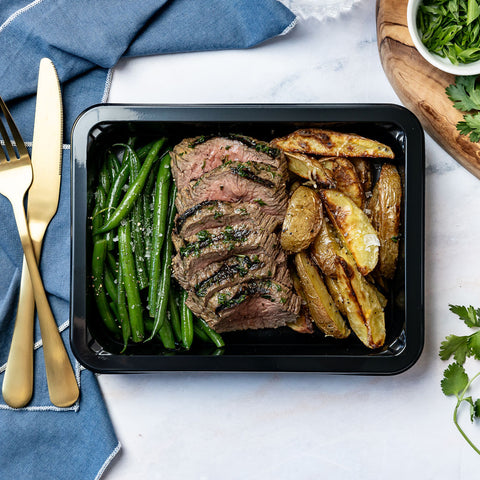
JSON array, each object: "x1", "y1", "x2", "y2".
[
  {"x1": 310, "y1": 219, "x2": 340, "y2": 277},
  {"x1": 350, "y1": 158, "x2": 373, "y2": 193},
  {"x1": 335, "y1": 259, "x2": 386, "y2": 349},
  {"x1": 322, "y1": 158, "x2": 365, "y2": 209},
  {"x1": 288, "y1": 270, "x2": 315, "y2": 334},
  {"x1": 283, "y1": 151, "x2": 335, "y2": 187},
  {"x1": 368, "y1": 163, "x2": 402, "y2": 279},
  {"x1": 294, "y1": 252, "x2": 350, "y2": 339},
  {"x1": 319, "y1": 189, "x2": 379, "y2": 276},
  {"x1": 281, "y1": 186, "x2": 323, "y2": 253},
  {"x1": 272, "y1": 129, "x2": 394, "y2": 159}
]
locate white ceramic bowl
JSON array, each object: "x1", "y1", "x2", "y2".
[{"x1": 407, "y1": 0, "x2": 480, "y2": 75}]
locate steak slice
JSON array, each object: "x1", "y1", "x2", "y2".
[
  {"x1": 172, "y1": 225, "x2": 279, "y2": 285},
  {"x1": 171, "y1": 135, "x2": 283, "y2": 190},
  {"x1": 186, "y1": 278, "x2": 301, "y2": 332},
  {"x1": 175, "y1": 161, "x2": 288, "y2": 216},
  {"x1": 174, "y1": 200, "x2": 284, "y2": 238},
  {"x1": 183, "y1": 250, "x2": 291, "y2": 307},
  {"x1": 172, "y1": 212, "x2": 278, "y2": 252}
]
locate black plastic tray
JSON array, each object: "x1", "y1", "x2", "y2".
[{"x1": 70, "y1": 104, "x2": 424, "y2": 374}]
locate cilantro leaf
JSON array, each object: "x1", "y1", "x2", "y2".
[
  {"x1": 458, "y1": 113, "x2": 480, "y2": 142},
  {"x1": 441, "y1": 363, "x2": 469, "y2": 396},
  {"x1": 449, "y1": 304, "x2": 480, "y2": 327},
  {"x1": 440, "y1": 334, "x2": 470, "y2": 364},
  {"x1": 446, "y1": 76, "x2": 480, "y2": 111},
  {"x1": 475, "y1": 398, "x2": 480, "y2": 418},
  {"x1": 468, "y1": 331, "x2": 480, "y2": 360}
]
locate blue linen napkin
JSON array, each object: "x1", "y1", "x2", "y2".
[{"x1": 0, "y1": 1, "x2": 296, "y2": 479}]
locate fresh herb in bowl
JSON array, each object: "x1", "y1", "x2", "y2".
[
  {"x1": 440, "y1": 304, "x2": 480, "y2": 455},
  {"x1": 416, "y1": 0, "x2": 480, "y2": 65},
  {"x1": 446, "y1": 75, "x2": 480, "y2": 141}
]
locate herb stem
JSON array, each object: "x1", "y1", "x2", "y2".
[{"x1": 454, "y1": 371, "x2": 480, "y2": 455}]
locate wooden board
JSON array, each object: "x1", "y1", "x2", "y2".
[{"x1": 376, "y1": 0, "x2": 480, "y2": 179}]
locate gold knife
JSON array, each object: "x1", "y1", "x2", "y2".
[{"x1": 2, "y1": 58, "x2": 79, "y2": 408}]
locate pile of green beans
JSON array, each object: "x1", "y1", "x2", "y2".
[{"x1": 90, "y1": 138, "x2": 225, "y2": 353}]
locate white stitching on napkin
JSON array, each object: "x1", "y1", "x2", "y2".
[
  {"x1": 0, "y1": 319, "x2": 70, "y2": 374},
  {"x1": 95, "y1": 441, "x2": 121, "y2": 480},
  {"x1": 0, "y1": 140, "x2": 71, "y2": 150},
  {"x1": 0, "y1": 360, "x2": 81, "y2": 412},
  {"x1": 0, "y1": 0, "x2": 46, "y2": 33},
  {"x1": 101, "y1": 68, "x2": 113, "y2": 103}
]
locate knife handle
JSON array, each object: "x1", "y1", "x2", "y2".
[
  {"x1": 2, "y1": 254, "x2": 36, "y2": 408},
  {"x1": 8, "y1": 199, "x2": 79, "y2": 408}
]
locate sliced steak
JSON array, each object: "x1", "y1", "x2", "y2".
[
  {"x1": 174, "y1": 200, "x2": 284, "y2": 238},
  {"x1": 186, "y1": 278, "x2": 301, "y2": 332},
  {"x1": 175, "y1": 161, "x2": 288, "y2": 216},
  {"x1": 185, "y1": 250, "x2": 291, "y2": 307},
  {"x1": 172, "y1": 225, "x2": 279, "y2": 286},
  {"x1": 172, "y1": 213, "x2": 278, "y2": 252},
  {"x1": 171, "y1": 135, "x2": 283, "y2": 190}
]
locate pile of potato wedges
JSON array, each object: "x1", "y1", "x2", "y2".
[{"x1": 271, "y1": 128, "x2": 402, "y2": 349}]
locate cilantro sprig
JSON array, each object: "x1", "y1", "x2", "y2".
[
  {"x1": 440, "y1": 304, "x2": 480, "y2": 455},
  {"x1": 446, "y1": 76, "x2": 480, "y2": 142},
  {"x1": 417, "y1": 0, "x2": 480, "y2": 65}
]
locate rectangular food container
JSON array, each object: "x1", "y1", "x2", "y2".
[{"x1": 70, "y1": 104, "x2": 424, "y2": 374}]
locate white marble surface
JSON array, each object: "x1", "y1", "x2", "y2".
[{"x1": 100, "y1": 1, "x2": 480, "y2": 478}]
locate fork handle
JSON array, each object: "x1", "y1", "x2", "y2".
[
  {"x1": 9, "y1": 198, "x2": 79, "y2": 408},
  {"x1": 2, "y1": 254, "x2": 36, "y2": 408}
]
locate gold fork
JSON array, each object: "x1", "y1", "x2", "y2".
[{"x1": 0, "y1": 96, "x2": 79, "y2": 408}]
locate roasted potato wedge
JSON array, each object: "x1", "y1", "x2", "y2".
[
  {"x1": 272, "y1": 129, "x2": 394, "y2": 159},
  {"x1": 281, "y1": 186, "x2": 323, "y2": 253},
  {"x1": 314, "y1": 222, "x2": 386, "y2": 348},
  {"x1": 335, "y1": 259, "x2": 386, "y2": 349},
  {"x1": 294, "y1": 252, "x2": 350, "y2": 339},
  {"x1": 367, "y1": 163, "x2": 402, "y2": 279},
  {"x1": 350, "y1": 157, "x2": 373, "y2": 193},
  {"x1": 283, "y1": 151, "x2": 335, "y2": 187},
  {"x1": 321, "y1": 158, "x2": 365, "y2": 209},
  {"x1": 310, "y1": 219, "x2": 341, "y2": 277},
  {"x1": 319, "y1": 189, "x2": 379, "y2": 276},
  {"x1": 287, "y1": 271, "x2": 315, "y2": 334}
]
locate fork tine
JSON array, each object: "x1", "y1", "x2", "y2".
[
  {"x1": 0, "y1": 113, "x2": 17, "y2": 161},
  {"x1": 0, "y1": 95, "x2": 28, "y2": 158}
]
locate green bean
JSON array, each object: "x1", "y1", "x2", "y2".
[
  {"x1": 104, "y1": 266, "x2": 118, "y2": 302},
  {"x1": 157, "y1": 314, "x2": 176, "y2": 350},
  {"x1": 180, "y1": 289, "x2": 194, "y2": 350},
  {"x1": 106, "y1": 251, "x2": 118, "y2": 275},
  {"x1": 196, "y1": 317, "x2": 225, "y2": 348},
  {"x1": 107, "y1": 151, "x2": 120, "y2": 179},
  {"x1": 91, "y1": 186, "x2": 107, "y2": 243},
  {"x1": 143, "y1": 160, "x2": 160, "y2": 279},
  {"x1": 147, "y1": 183, "x2": 177, "y2": 340},
  {"x1": 91, "y1": 238, "x2": 118, "y2": 335},
  {"x1": 118, "y1": 220, "x2": 144, "y2": 342},
  {"x1": 168, "y1": 289, "x2": 182, "y2": 342},
  {"x1": 147, "y1": 153, "x2": 172, "y2": 314},
  {"x1": 97, "y1": 138, "x2": 166, "y2": 234},
  {"x1": 193, "y1": 323, "x2": 210, "y2": 343},
  {"x1": 117, "y1": 261, "x2": 132, "y2": 352},
  {"x1": 136, "y1": 140, "x2": 156, "y2": 160},
  {"x1": 123, "y1": 144, "x2": 148, "y2": 290},
  {"x1": 99, "y1": 162, "x2": 111, "y2": 196},
  {"x1": 102, "y1": 156, "x2": 130, "y2": 249}
]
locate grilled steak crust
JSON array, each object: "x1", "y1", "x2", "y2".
[
  {"x1": 170, "y1": 134, "x2": 300, "y2": 333},
  {"x1": 175, "y1": 161, "x2": 288, "y2": 217},
  {"x1": 171, "y1": 135, "x2": 283, "y2": 190},
  {"x1": 174, "y1": 200, "x2": 284, "y2": 238},
  {"x1": 172, "y1": 227, "x2": 278, "y2": 287},
  {"x1": 186, "y1": 278, "x2": 301, "y2": 332}
]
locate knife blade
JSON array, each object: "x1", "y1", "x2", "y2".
[{"x1": 2, "y1": 58, "x2": 77, "y2": 408}]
